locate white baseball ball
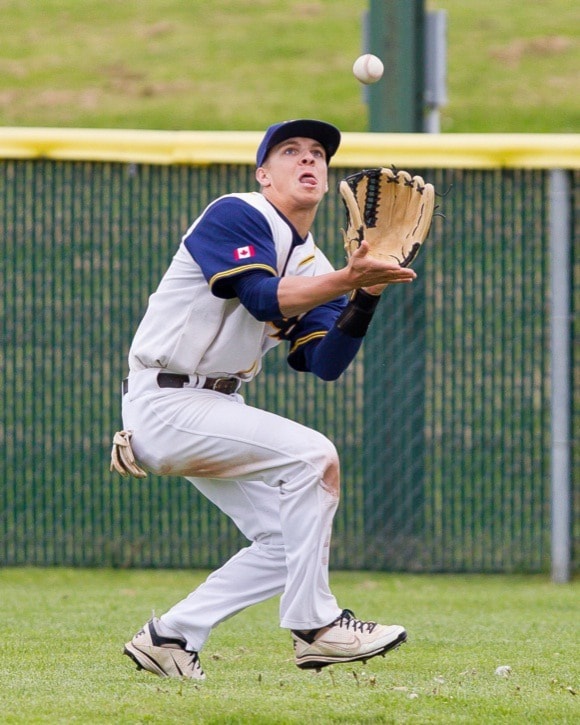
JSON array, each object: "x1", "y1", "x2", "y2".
[{"x1": 352, "y1": 54, "x2": 384, "y2": 85}]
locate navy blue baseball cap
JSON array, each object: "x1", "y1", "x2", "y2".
[{"x1": 256, "y1": 119, "x2": 341, "y2": 167}]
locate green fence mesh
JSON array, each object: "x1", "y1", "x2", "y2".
[{"x1": 1, "y1": 160, "x2": 577, "y2": 572}]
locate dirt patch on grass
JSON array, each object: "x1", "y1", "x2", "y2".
[{"x1": 490, "y1": 35, "x2": 575, "y2": 67}]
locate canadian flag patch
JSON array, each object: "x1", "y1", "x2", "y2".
[{"x1": 234, "y1": 245, "x2": 255, "y2": 261}]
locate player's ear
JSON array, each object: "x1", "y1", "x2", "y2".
[{"x1": 256, "y1": 166, "x2": 271, "y2": 188}]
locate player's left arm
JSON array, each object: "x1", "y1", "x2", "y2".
[
  {"x1": 230, "y1": 269, "x2": 367, "y2": 381},
  {"x1": 231, "y1": 264, "x2": 384, "y2": 381},
  {"x1": 285, "y1": 289, "x2": 382, "y2": 381}
]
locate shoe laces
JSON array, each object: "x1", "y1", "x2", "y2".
[
  {"x1": 170, "y1": 641, "x2": 202, "y2": 670},
  {"x1": 150, "y1": 621, "x2": 202, "y2": 667},
  {"x1": 186, "y1": 650, "x2": 203, "y2": 670},
  {"x1": 173, "y1": 644, "x2": 203, "y2": 675},
  {"x1": 333, "y1": 609, "x2": 377, "y2": 634}
]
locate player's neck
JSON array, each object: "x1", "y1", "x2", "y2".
[
  {"x1": 264, "y1": 195, "x2": 317, "y2": 238},
  {"x1": 283, "y1": 208, "x2": 316, "y2": 238}
]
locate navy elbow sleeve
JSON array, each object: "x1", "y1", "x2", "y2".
[
  {"x1": 304, "y1": 326, "x2": 364, "y2": 381},
  {"x1": 230, "y1": 272, "x2": 281, "y2": 321},
  {"x1": 299, "y1": 291, "x2": 380, "y2": 380}
]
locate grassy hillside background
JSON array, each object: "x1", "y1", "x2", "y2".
[{"x1": 0, "y1": 0, "x2": 578, "y2": 133}]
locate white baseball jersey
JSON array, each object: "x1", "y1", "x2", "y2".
[{"x1": 128, "y1": 192, "x2": 340, "y2": 380}]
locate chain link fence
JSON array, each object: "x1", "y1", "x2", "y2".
[{"x1": 1, "y1": 149, "x2": 577, "y2": 573}]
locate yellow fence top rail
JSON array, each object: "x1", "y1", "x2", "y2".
[{"x1": 0, "y1": 127, "x2": 578, "y2": 169}]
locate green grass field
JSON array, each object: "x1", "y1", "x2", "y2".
[
  {"x1": 0, "y1": 0, "x2": 578, "y2": 132},
  {"x1": 1, "y1": 568, "x2": 578, "y2": 723}
]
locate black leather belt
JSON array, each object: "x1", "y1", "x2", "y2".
[{"x1": 122, "y1": 373, "x2": 239, "y2": 396}]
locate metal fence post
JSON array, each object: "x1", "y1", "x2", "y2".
[
  {"x1": 367, "y1": 0, "x2": 425, "y2": 132},
  {"x1": 550, "y1": 169, "x2": 572, "y2": 583}
]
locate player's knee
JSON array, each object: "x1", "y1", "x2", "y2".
[
  {"x1": 307, "y1": 435, "x2": 340, "y2": 498},
  {"x1": 323, "y1": 452, "x2": 340, "y2": 498}
]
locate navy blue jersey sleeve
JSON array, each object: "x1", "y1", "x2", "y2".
[{"x1": 184, "y1": 197, "x2": 277, "y2": 298}]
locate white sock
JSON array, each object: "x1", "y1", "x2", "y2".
[{"x1": 156, "y1": 617, "x2": 186, "y2": 640}]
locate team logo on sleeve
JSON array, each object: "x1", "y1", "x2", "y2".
[{"x1": 234, "y1": 245, "x2": 256, "y2": 261}]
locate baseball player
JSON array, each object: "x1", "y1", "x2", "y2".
[{"x1": 116, "y1": 119, "x2": 416, "y2": 679}]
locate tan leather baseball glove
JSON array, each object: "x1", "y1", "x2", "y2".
[{"x1": 339, "y1": 167, "x2": 435, "y2": 268}]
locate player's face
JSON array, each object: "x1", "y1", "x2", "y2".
[{"x1": 257, "y1": 137, "x2": 329, "y2": 212}]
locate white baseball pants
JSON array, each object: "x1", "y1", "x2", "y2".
[{"x1": 121, "y1": 369, "x2": 342, "y2": 652}]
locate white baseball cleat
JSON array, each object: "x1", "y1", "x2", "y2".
[
  {"x1": 124, "y1": 618, "x2": 205, "y2": 680},
  {"x1": 292, "y1": 609, "x2": 406, "y2": 670}
]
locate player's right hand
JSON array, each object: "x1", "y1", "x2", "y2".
[{"x1": 346, "y1": 240, "x2": 417, "y2": 289}]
